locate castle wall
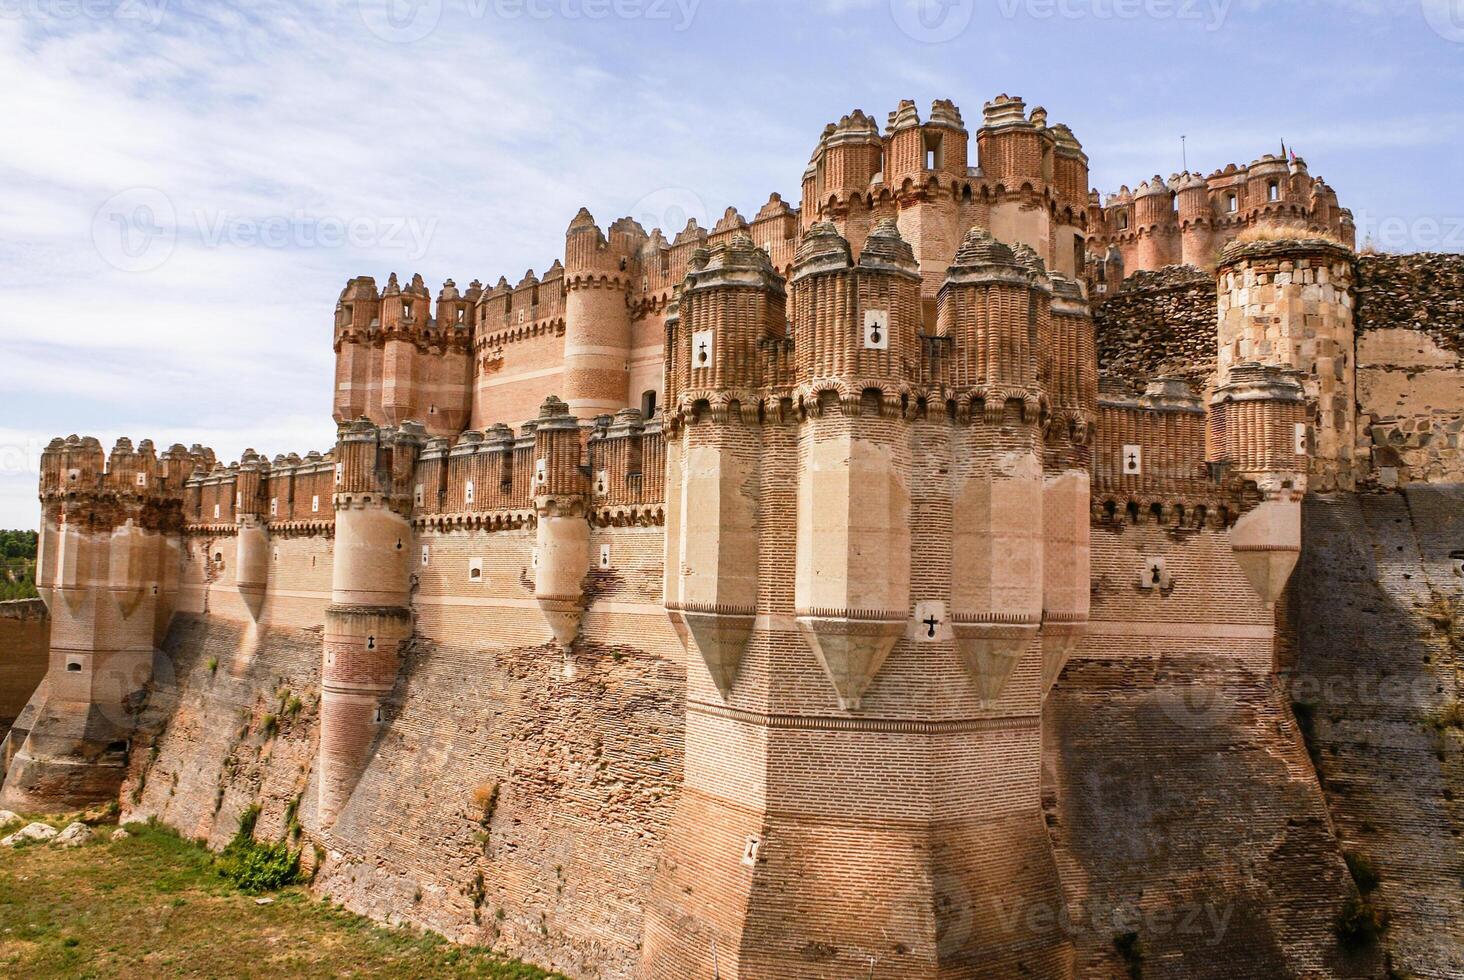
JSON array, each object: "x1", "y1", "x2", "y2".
[
  {"x1": 1353, "y1": 253, "x2": 1464, "y2": 487},
  {"x1": 0, "y1": 600, "x2": 48, "y2": 744},
  {"x1": 1288, "y1": 489, "x2": 1464, "y2": 979},
  {"x1": 124, "y1": 517, "x2": 685, "y2": 980}
]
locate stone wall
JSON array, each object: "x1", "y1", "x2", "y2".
[
  {"x1": 1287, "y1": 489, "x2": 1464, "y2": 980},
  {"x1": 1093, "y1": 266, "x2": 1217, "y2": 390},
  {"x1": 1354, "y1": 253, "x2": 1464, "y2": 487},
  {"x1": 124, "y1": 524, "x2": 684, "y2": 980},
  {"x1": 0, "y1": 600, "x2": 48, "y2": 744},
  {"x1": 1042, "y1": 515, "x2": 1376, "y2": 977}
]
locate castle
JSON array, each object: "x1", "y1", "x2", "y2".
[{"x1": 4, "y1": 95, "x2": 1462, "y2": 979}]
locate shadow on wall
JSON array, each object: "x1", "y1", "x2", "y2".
[
  {"x1": 0, "y1": 599, "x2": 49, "y2": 746},
  {"x1": 1287, "y1": 489, "x2": 1464, "y2": 980},
  {"x1": 1043, "y1": 652, "x2": 1378, "y2": 980}
]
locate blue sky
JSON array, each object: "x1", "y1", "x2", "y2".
[{"x1": 1, "y1": 0, "x2": 1461, "y2": 528}]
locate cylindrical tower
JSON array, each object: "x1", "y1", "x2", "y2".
[
  {"x1": 1216, "y1": 238, "x2": 1357, "y2": 491},
  {"x1": 318, "y1": 420, "x2": 423, "y2": 825},
  {"x1": 234, "y1": 448, "x2": 269, "y2": 620},
  {"x1": 562, "y1": 209, "x2": 639, "y2": 417},
  {"x1": 1210, "y1": 362, "x2": 1309, "y2": 606},
  {"x1": 531, "y1": 396, "x2": 591, "y2": 650}
]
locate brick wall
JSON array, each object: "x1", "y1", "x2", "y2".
[{"x1": 0, "y1": 600, "x2": 48, "y2": 743}]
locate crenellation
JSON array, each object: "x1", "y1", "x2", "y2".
[{"x1": 9, "y1": 90, "x2": 1461, "y2": 980}]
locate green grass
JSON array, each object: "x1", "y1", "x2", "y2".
[{"x1": 0, "y1": 818, "x2": 560, "y2": 978}]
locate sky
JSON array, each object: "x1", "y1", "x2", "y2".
[{"x1": 0, "y1": 0, "x2": 1461, "y2": 528}]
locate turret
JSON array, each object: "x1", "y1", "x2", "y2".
[
  {"x1": 937, "y1": 227, "x2": 1048, "y2": 701},
  {"x1": 333, "y1": 276, "x2": 379, "y2": 424},
  {"x1": 1133, "y1": 177, "x2": 1178, "y2": 270},
  {"x1": 234, "y1": 448, "x2": 269, "y2": 619},
  {"x1": 1209, "y1": 363, "x2": 1309, "y2": 605},
  {"x1": 1216, "y1": 237, "x2": 1357, "y2": 491},
  {"x1": 531, "y1": 396, "x2": 591, "y2": 653},
  {"x1": 1177, "y1": 172, "x2": 1216, "y2": 268},
  {"x1": 1040, "y1": 275, "x2": 1095, "y2": 694},
  {"x1": 3, "y1": 434, "x2": 187, "y2": 812},
  {"x1": 790, "y1": 219, "x2": 919, "y2": 709},
  {"x1": 319, "y1": 420, "x2": 424, "y2": 825},
  {"x1": 664, "y1": 232, "x2": 785, "y2": 698},
  {"x1": 562, "y1": 209, "x2": 639, "y2": 417}
]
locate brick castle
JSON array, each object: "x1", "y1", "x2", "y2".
[{"x1": 4, "y1": 95, "x2": 1462, "y2": 978}]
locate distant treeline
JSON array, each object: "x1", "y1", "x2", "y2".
[{"x1": 0, "y1": 529, "x2": 38, "y2": 602}]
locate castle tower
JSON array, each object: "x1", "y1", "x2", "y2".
[
  {"x1": 1041, "y1": 275, "x2": 1096, "y2": 693},
  {"x1": 938, "y1": 229, "x2": 1050, "y2": 699},
  {"x1": 562, "y1": 209, "x2": 641, "y2": 418},
  {"x1": 1177, "y1": 172, "x2": 1217, "y2": 268},
  {"x1": 644, "y1": 220, "x2": 1074, "y2": 978},
  {"x1": 1209, "y1": 362, "x2": 1309, "y2": 605},
  {"x1": 318, "y1": 420, "x2": 424, "y2": 826},
  {"x1": 530, "y1": 396, "x2": 591, "y2": 652},
  {"x1": 1133, "y1": 176, "x2": 1178, "y2": 270},
  {"x1": 2, "y1": 436, "x2": 187, "y2": 811},
  {"x1": 333, "y1": 276, "x2": 379, "y2": 425},
  {"x1": 663, "y1": 232, "x2": 784, "y2": 696},
  {"x1": 423, "y1": 278, "x2": 477, "y2": 436},
  {"x1": 234, "y1": 448, "x2": 270, "y2": 620},
  {"x1": 1216, "y1": 238, "x2": 1357, "y2": 491},
  {"x1": 790, "y1": 219, "x2": 918, "y2": 708}
]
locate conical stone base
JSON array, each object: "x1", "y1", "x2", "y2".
[
  {"x1": 952, "y1": 620, "x2": 1039, "y2": 703},
  {"x1": 796, "y1": 614, "x2": 904, "y2": 711}
]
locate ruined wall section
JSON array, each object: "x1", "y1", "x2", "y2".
[
  {"x1": 1093, "y1": 267, "x2": 1217, "y2": 391},
  {"x1": 1354, "y1": 253, "x2": 1464, "y2": 486},
  {"x1": 0, "y1": 600, "x2": 48, "y2": 744},
  {"x1": 1288, "y1": 489, "x2": 1464, "y2": 980}
]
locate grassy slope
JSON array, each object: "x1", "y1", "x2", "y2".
[{"x1": 0, "y1": 817, "x2": 560, "y2": 979}]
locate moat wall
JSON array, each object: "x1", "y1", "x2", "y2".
[
  {"x1": 123, "y1": 528, "x2": 685, "y2": 980},
  {"x1": 1289, "y1": 487, "x2": 1464, "y2": 980},
  {"x1": 113, "y1": 516, "x2": 1404, "y2": 979},
  {"x1": 0, "y1": 600, "x2": 48, "y2": 744}
]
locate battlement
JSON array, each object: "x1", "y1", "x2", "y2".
[{"x1": 1088, "y1": 154, "x2": 1355, "y2": 278}]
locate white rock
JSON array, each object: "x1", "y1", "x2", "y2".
[
  {"x1": 1, "y1": 822, "x2": 59, "y2": 847},
  {"x1": 54, "y1": 822, "x2": 94, "y2": 848},
  {"x1": 0, "y1": 810, "x2": 19, "y2": 826},
  {"x1": 111, "y1": 827, "x2": 131, "y2": 842}
]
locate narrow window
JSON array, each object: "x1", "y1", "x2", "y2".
[
  {"x1": 641, "y1": 390, "x2": 657, "y2": 418},
  {"x1": 1268, "y1": 181, "x2": 1279, "y2": 202}
]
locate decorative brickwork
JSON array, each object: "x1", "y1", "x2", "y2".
[{"x1": 3, "y1": 91, "x2": 1461, "y2": 980}]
